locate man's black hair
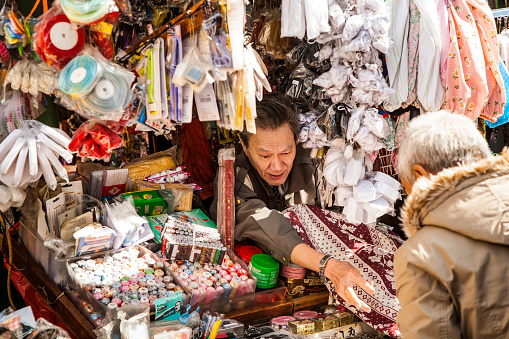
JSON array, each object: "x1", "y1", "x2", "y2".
[{"x1": 238, "y1": 93, "x2": 299, "y2": 147}]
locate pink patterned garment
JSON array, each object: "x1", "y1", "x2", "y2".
[
  {"x1": 444, "y1": 0, "x2": 505, "y2": 122},
  {"x1": 401, "y1": 0, "x2": 420, "y2": 109},
  {"x1": 284, "y1": 204, "x2": 403, "y2": 338}
]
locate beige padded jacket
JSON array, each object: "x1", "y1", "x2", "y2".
[{"x1": 395, "y1": 152, "x2": 509, "y2": 338}]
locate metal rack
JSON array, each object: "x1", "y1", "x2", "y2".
[{"x1": 493, "y1": 7, "x2": 509, "y2": 18}]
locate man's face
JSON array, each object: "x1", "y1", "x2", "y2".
[{"x1": 242, "y1": 123, "x2": 297, "y2": 186}]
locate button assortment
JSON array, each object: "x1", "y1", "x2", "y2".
[{"x1": 71, "y1": 248, "x2": 183, "y2": 309}]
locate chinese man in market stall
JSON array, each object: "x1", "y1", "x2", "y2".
[
  {"x1": 211, "y1": 94, "x2": 374, "y2": 312},
  {"x1": 395, "y1": 111, "x2": 509, "y2": 338}
]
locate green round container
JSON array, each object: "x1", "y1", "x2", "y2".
[{"x1": 249, "y1": 254, "x2": 280, "y2": 289}]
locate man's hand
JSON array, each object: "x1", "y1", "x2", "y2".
[
  {"x1": 290, "y1": 243, "x2": 374, "y2": 312},
  {"x1": 324, "y1": 258, "x2": 374, "y2": 312}
]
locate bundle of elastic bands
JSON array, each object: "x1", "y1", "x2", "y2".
[
  {"x1": 58, "y1": 54, "x2": 102, "y2": 97},
  {"x1": 60, "y1": 0, "x2": 110, "y2": 24},
  {"x1": 34, "y1": 11, "x2": 85, "y2": 69}
]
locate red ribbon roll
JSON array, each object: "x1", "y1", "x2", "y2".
[{"x1": 35, "y1": 14, "x2": 85, "y2": 68}]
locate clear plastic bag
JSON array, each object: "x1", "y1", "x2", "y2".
[
  {"x1": 303, "y1": 0, "x2": 330, "y2": 40},
  {"x1": 172, "y1": 47, "x2": 214, "y2": 94},
  {"x1": 28, "y1": 318, "x2": 71, "y2": 338},
  {"x1": 281, "y1": 0, "x2": 305, "y2": 39},
  {"x1": 68, "y1": 121, "x2": 123, "y2": 161},
  {"x1": 118, "y1": 305, "x2": 150, "y2": 339}
]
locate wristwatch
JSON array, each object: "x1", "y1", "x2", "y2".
[{"x1": 319, "y1": 254, "x2": 334, "y2": 284}]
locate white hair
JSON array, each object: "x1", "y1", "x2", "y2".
[{"x1": 398, "y1": 110, "x2": 491, "y2": 184}]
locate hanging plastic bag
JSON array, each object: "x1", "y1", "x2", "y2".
[
  {"x1": 33, "y1": 4, "x2": 86, "y2": 69},
  {"x1": 68, "y1": 121, "x2": 123, "y2": 160},
  {"x1": 281, "y1": 0, "x2": 306, "y2": 39},
  {"x1": 303, "y1": 0, "x2": 330, "y2": 40},
  {"x1": 172, "y1": 47, "x2": 214, "y2": 93}
]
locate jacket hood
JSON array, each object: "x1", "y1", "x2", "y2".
[{"x1": 401, "y1": 150, "x2": 509, "y2": 245}]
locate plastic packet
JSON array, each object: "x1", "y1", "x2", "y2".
[
  {"x1": 285, "y1": 42, "x2": 308, "y2": 67},
  {"x1": 60, "y1": 0, "x2": 111, "y2": 25},
  {"x1": 353, "y1": 180, "x2": 377, "y2": 202},
  {"x1": 172, "y1": 47, "x2": 214, "y2": 93},
  {"x1": 374, "y1": 181, "x2": 400, "y2": 203},
  {"x1": 343, "y1": 15, "x2": 364, "y2": 41},
  {"x1": 281, "y1": 0, "x2": 305, "y2": 39},
  {"x1": 334, "y1": 185, "x2": 352, "y2": 206},
  {"x1": 57, "y1": 48, "x2": 104, "y2": 98},
  {"x1": 118, "y1": 305, "x2": 150, "y2": 339},
  {"x1": 303, "y1": 0, "x2": 330, "y2": 40},
  {"x1": 69, "y1": 121, "x2": 123, "y2": 160},
  {"x1": 343, "y1": 156, "x2": 364, "y2": 186},
  {"x1": 371, "y1": 171, "x2": 401, "y2": 191},
  {"x1": 75, "y1": 61, "x2": 135, "y2": 120},
  {"x1": 43, "y1": 234, "x2": 75, "y2": 258},
  {"x1": 343, "y1": 196, "x2": 365, "y2": 225},
  {"x1": 286, "y1": 63, "x2": 317, "y2": 105},
  {"x1": 329, "y1": 0, "x2": 346, "y2": 34},
  {"x1": 361, "y1": 197, "x2": 390, "y2": 218},
  {"x1": 90, "y1": 22, "x2": 116, "y2": 60},
  {"x1": 33, "y1": 4, "x2": 86, "y2": 69}
]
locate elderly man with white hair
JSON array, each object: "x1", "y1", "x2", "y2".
[{"x1": 395, "y1": 111, "x2": 509, "y2": 338}]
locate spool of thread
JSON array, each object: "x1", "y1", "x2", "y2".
[
  {"x1": 229, "y1": 281, "x2": 239, "y2": 298},
  {"x1": 107, "y1": 303, "x2": 118, "y2": 310},
  {"x1": 236, "y1": 281, "x2": 247, "y2": 297},
  {"x1": 271, "y1": 316, "x2": 296, "y2": 330},
  {"x1": 213, "y1": 286, "x2": 224, "y2": 301},
  {"x1": 280, "y1": 263, "x2": 306, "y2": 279},
  {"x1": 293, "y1": 311, "x2": 318, "y2": 320},
  {"x1": 221, "y1": 283, "x2": 232, "y2": 300},
  {"x1": 111, "y1": 297, "x2": 122, "y2": 306},
  {"x1": 140, "y1": 297, "x2": 149, "y2": 303},
  {"x1": 203, "y1": 287, "x2": 216, "y2": 304}
]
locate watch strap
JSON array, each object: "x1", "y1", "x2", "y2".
[{"x1": 319, "y1": 254, "x2": 334, "y2": 284}]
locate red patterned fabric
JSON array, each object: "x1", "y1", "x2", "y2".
[{"x1": 284, "y1": 204, "x2": 402, "y2": 337}]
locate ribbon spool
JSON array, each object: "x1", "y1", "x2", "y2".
[
  {"x1": 35, "y1": 14, "x2": 85, "y2": 68},
  {"x1": 60, "y1": 0, "x2": 109, "y2": 24},
  {"x1": 77, "y1": 67, "x2": 131, "y2": 118},
  {"x1": 58, "y1": 55, "x2": 101, "y2": 97}
]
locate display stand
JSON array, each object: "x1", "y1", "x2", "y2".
[{"x1": 6, "y1": 231, "x2": 330, "y2": 334}]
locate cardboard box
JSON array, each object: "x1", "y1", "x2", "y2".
[
  {"x1": 312, "y1": 315, "x2": 340, "y2": 332},
  {"x1": 278, "y1": 277, "x2": 327, "y2": 297},
  {"x1": 334, "y1": 312, "x2": 355, "y2": 327},
  {"x1": 121, "y1": 189, "x2": 175, "y2": 216},
  {"x1": 288, "y1": 319, "x2": 315, "y2": 335}
]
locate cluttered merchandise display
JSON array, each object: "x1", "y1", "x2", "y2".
[{"x1": 0, "y1": 0, "x2": 427, "y2": 337}]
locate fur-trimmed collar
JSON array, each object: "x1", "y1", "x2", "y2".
[{"x1": 401, "y1": 151, "x2": 509, "y2": 239}]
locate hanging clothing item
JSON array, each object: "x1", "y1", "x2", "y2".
[
  {"x1": 284, "y1": 204, "x2": 403, "y2": 338},
  {"x1": 401, "y1": 0, "x2": 420, "y2": 109},
  {"x1": 413, "y1": 0, "x2": 445, "y2": 112},
  {"x1": 180, "y1": 117, "x2": 216, "y2": 200},
  {"x1": 444, "y1": 0, "x2": 505, "y2": 122},
  {"x1": 383, "y1": 0, "x2": 409, "y2": 112},
  {"x1": 486, "y1": 60, "x2": 509, "y2": 128},
  {"x1": 498, "y1": 29, "x2": 509, "y2": 66},
  {"x1": 436, "y1": 0, "x2": 450, "y2": 86}
]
